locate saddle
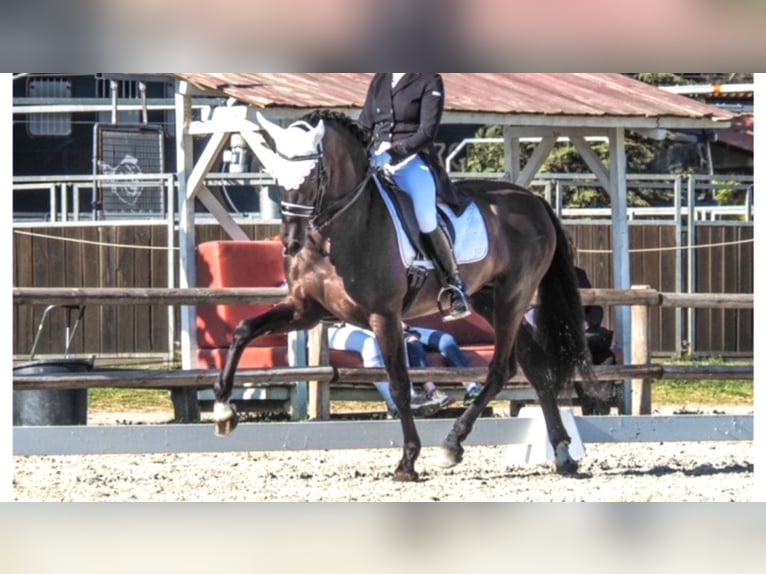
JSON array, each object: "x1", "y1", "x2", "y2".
[
  {"x1": 376, "y1": 171, "x2": 455, "y2": 262},
  {"x1": 375, "y1": 171, "x2": 477, "y2": 312},
  {"x1": 380, "y1": 172, "x2": 453, "y2": 241}
]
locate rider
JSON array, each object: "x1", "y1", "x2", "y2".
[{"x1": 357, "y1": 73, "x2": 471, "y2": 321}]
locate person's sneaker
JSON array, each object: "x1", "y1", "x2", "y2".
[
  {"x1": 463, "y1": 384, "x2": 484, "y2": 406},
  {"x1": 429, "y1": 390, "x2": 456, "y2": 410},
  {"x1": 410, "y1": 393, "x2": 444, "y2": 418}
]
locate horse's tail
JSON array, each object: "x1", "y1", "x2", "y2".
[{"x1": 533, "y1": 200, "x2": 595, "y2": 390}]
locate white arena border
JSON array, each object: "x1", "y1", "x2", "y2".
[{"x1": 13, "y1": 414, "x2": 753, "y2": 457}]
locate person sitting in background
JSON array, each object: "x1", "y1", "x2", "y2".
[
  {"x1": 403, "y1": 323, "x2": 484, "y2": 406},
  {"x1": 326, "y1": 322, "x2": 445, "y2": 418},
  {"x1": 575, "y1": 266, "x2": 617, "y2": 365}
]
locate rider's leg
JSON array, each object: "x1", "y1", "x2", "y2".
[
  {"x1": 423, "y1": 227, "x2": 471, "y2": 320},
  {"x1": 389, "y1": 157, "x2": 471, "y2": 320}
]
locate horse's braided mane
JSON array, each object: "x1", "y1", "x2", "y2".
[{"x1": 302, "y1": 109, "x2": 368, "y2": 148}]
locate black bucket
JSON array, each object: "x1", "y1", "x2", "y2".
[{"x1": 13, "y1": 358, "x2": 93, "y2": 426}]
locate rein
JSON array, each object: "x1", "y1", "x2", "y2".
[{"x1": 309, "y1": 170, "x2": 373, "y2": 232}]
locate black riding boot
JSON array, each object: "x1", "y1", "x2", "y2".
[{"x1": 424, "y1": 228, "x2": 472, "y2": 321}]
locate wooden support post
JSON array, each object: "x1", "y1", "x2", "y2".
[
  {"x1": 308, "y1": 322, "x2": 331, "y2": 420},
  {"x1": 287, "y1": 331, "x2": 308, "y2": 420},
  {"x1": 630, "y1": 285, "x2": 652, "y2": 415},
  {"x1": 171, "y1": 386, "x2": 201, "y2": 422}
]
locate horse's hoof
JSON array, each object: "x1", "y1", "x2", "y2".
[
  {"x1": 435, "y1": 447, "x2": 463, "y2": 468},
  {"x1": 553, "y1": 442, "x2": 579, "y2": 475},
  {"x1": 555, "y1": 458, "x2": 579, "y2": 475},
  {"x1": 214, "y1": 418, "x2": 237, "y2": 437},
  {"x1": 213, "y1": 403, "x2": 239, "y2": 437},
  {"x1": 393, "y1": 470, "x2": 419, "y2": 482}
]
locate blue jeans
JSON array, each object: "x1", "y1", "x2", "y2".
[{"x1": 406, "y1": 326, "x2": 469, "y2": 368}]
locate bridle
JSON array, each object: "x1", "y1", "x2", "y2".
[{"x1": 277, "y1": 121, "x2": 373, "y2": 233}]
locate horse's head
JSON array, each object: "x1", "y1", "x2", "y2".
[
  {"x1": 250, "y1": 111, "x2": 369, "y2": 257},
  {"x1": 249, "y1": 112, "x2": 327, "y2": 256}
]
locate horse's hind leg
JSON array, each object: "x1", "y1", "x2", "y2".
[
  {"x1": 213, "y1": 301, "x2": 317, "y2": 436},
  {"x1": 437, "y1": 287, "x2": 522, "y2": 468},
  {"x1": 516, "y1": 325, "x2": 578, "y2": 474},
  {"x1": 437, "y1": 352, "x2": 513, "y2": 468}
]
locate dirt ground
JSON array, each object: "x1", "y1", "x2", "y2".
[{"x1": 13, "y1": 402, "x2": 755, "y2": 502}]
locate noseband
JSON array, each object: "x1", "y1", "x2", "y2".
[{"x1": 277, "y1": 121, "x2": 371, "y2": 232}]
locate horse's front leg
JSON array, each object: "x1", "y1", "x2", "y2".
[
  {"x1": 370, "y1": 314, "x2": 421, "y2": 482},
  {"x1": 214, "y1": 301, "x2": 316, "y2": 437}
]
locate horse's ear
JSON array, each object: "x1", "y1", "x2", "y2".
[
  {"x1": 255, "y1": 111, "x2": 286, "y2": 149},
  {"x1": 311, "y1": 120, "x2": 325, "y2": 147},
  {"x1": 242, "y1": 127, "x2": 279, "y2": 176}
]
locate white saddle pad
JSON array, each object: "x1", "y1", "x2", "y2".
[{"x1": 373, "y1": 176, "x2": 489, "y2": 269}]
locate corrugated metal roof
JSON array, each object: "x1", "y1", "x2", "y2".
[
  {"x1": 175, "y1": 73, "x2": 734, "y2": 127},
  {"x1": 716, "y1": 113, "x2": 753, "y2": 152}
]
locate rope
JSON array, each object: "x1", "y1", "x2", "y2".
[
  {"x1": 13, "y1": 230, "x2": 753, "y2": 255},
  {"x1": 13, "y1": 229, "x2": 180, "y2": 251},
  {"x1": 579, "y1": 237, "x2": 753, "y2": 254}
]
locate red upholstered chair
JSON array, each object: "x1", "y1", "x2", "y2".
[{"x1": 195, "y1": 240, "x2": 289, "y2": 369}]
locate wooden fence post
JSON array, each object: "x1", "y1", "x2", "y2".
[
  {"x1": 308, "y1": 322, "x2": 330, "y2": 420},
  {"x1": 171, "y1": 388, "x2": 201, "y2": 422},
  {"x1": 630, "y1": 285, "x2": 652, "y2": 415}
]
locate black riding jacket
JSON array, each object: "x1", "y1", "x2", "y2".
[{"x1": 357, "y1": 73, "x2": 444, "y2": 165}]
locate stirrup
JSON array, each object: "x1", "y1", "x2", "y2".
[{"x1": 437, "y1": 285, "x2": 472, "y2": 322}]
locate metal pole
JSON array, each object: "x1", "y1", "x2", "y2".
[
  {"x1": 139, "y1": 82, "x2": 148, "y2": 124},
  {"x1": 49, "y1": 184, "x2": 57, "y2": 222},
  {"x1": 166, "y1": 174, "x2": 176, "y2": 364},
  {"x1": 60, "y1": 183, "x2": 68, "y2": 222},
  {"x1": 72, "y1": 183, "x2": 80, "y2": 222},
  {"x1": 172, "y1": 79, "x2": 200, "y2": 421},
  {"x1": 674, "y1": 175, "x2": 684, "y2": 356},
  {"x1": 686, "y1": 175, "x2": 697, "y2": 355},
  {"x1": 608, "y1": 127, "x2": 632, "y2": 413},
  {"x1": 110, "y1": 80, "x2": 118, "y2": 125}
]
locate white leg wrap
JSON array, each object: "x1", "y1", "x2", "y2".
[{"x1": 213, "y1": 401, "x2": 234, "y2": 422}]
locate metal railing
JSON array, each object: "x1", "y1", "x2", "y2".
[
  {"x1": 12, "y1": 171, "x2": 754, "y2": 224},
  {"x1": 12, "y1": 172, "x2": 278, "y2": 223}
]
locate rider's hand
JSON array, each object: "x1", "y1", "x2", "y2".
[{"x1": 370, "y1": 151, "x2": 391, "y2": 168}]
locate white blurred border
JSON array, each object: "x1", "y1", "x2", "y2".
[
  {"x1": 753, "y1": 73, "x2": 764, "y2": 503},
  {"x1": 0, "y1": 504, "x2": 764, "y2": 572},
  {"x1": 1, "y1": 73, "x2": 11, "y2": 504}
]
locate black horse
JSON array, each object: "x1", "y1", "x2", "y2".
[{"x1": 212, "y1": 109, "x2": 597, "y2": 481}]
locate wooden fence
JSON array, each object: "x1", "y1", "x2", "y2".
[
  {"x1": 12, "y1": 221, "x2": 753, "y2": 359},
  {"x1": 13, "y1": 286, "x2": 754, "y2": 418}
]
